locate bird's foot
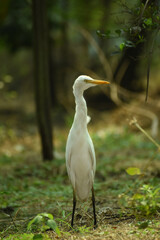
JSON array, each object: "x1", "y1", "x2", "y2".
[
  {"x1": 93, "y1": 222, "x2": 97, "y2": 229},
  {"x1": 93, "y1": 224, "x2": 97, "y2": 229}
]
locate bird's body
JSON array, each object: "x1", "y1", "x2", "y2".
[
  {"x1": 66, "y1": 105, "x2": 96, "y2": 201},
  {"x1": 65, "y1": 75, "x2": 109, "y2": 227}
]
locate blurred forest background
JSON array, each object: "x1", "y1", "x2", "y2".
[
  {"x1": 0, "y1": 0, "x2": 160, "y2": 156},
  {"x1": 0, "y1": 0, "x2": 160, "y2": 239}
]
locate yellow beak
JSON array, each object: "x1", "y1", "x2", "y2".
[{"x1": 85, "y1": 79, "x2": 110, "y2": 85}]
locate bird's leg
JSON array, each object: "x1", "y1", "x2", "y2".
[
  {"x1": 71, "y1": 190, "x2": 76, "y2": 228},
  {"x1": 92, "y1": 186, "x2": 97, "y2": 228}
]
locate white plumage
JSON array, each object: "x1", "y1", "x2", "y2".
[
  {"x1": 66, "y1": 77, "x2": 96, "y2": 200},
  {"x1": 65, "y1": 75, "x2": 109, "y2": 227}
]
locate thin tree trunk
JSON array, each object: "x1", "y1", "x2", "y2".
[{"x1": 32, "y1": 0, "x2": 53, "y2": 160}]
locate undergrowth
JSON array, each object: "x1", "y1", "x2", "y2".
[{"x1": 0, "y1": 127, "x2": 160, "y2": 239}]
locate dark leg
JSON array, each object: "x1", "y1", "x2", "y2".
[
  {"x1": 92, "y1": 186, "x2": 97, "y2": 228},
  {"x1": 71, "y1": 191, "x2": 76, "y2": 227}
]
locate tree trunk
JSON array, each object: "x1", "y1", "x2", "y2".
[{"x1": 32, "y1": 0, "x2": 53, "y2": 160}]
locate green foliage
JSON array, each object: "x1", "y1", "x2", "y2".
[
  {"x1": 0, "y1": 0, "x2": 32, "y2": 51},
  {"x1": 4, "y1": 233, "x2": 51, "y2": 240},
  {"x1": 27, "y1": 213, "x2": 61, "y2": 236},
  {"x1": 121, "y1": 184, "x2": 160, "y2": 216},
  {"x1": 0, "y1": 0, "x2": 106, "y2": 52},
  {"x1": 119, "y1": 42, "x2": 125, "y2": 51},
  {"x1": 0, "y1": 127, "x2": 160, "y2": 239},
  {"x1": 76, "y1": 225, "x2": 92, "y2": 234},
  {"x1": 126, "y1": 167, "x2": 141, "y2": 176},
  {"x1": 33, "y1": 234, "x2": 43, "y2": 240},
  {"x1": 119, "y1": 40, "x2": 136, "y2": 51},
  {"x1": 137, "y1": 221, "x2": 149, "y2": 229},
  {"x1": 4, "y1": 233, "x2": 34, "y2": 240},
  {"x1": 143, "y1": 17, "x2": 153, "y2": 27},
  {"x1": 97, "y1": 1, "x2": 160, "y2": 52}
]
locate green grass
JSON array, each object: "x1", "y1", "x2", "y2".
[{"x1": 0, "y1": 126, "x2": 160, "y2": 239}]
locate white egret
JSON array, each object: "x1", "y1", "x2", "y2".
[{"x1": 65, "y1": 75, "x2": 110, "y2": 227}]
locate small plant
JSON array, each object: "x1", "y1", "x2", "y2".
[
  {"x1": 27, "y1": 213, "x2": 61, "y2": 236},
  {"x1": 120, "y1": 184, "x2": 160, "y2": 216},
  {"x1": 131, "y1": 185, "x2": 160, "y2": 216},
  {"x1": 3, "y1": 233, "x2": 34, "y2": 240},
  {"x1": 76, "y1": 225, "x2": 92, "y2": 234},
  {"x1": 3, "y1": 233, "x2": 52, "y2": 240}
]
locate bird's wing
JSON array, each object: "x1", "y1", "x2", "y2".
[
  {"x1": 66, "y1": 146, "x2": 77, "y2": 190},
  {"x1": 66, "y1": 144, "x2": 72, "y2": 174},
  {"x1": 88, "y1": 141, "x2": 96, "y2": 177},
  {"x1": 87, "y1": 115, "x2": 91, "y2": 124}
]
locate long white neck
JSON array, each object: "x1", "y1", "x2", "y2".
[{"x1": 73, "y1": 88, "x2": 87, "y2": 128}]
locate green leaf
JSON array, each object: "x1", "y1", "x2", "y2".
[
  {"x1": 40, "y1": 213, "x2": 53, "y2": 220},
  {"x1": 33, "y1": 234, "x2": 43, "y2": 240},
  {"x1": 138, "y1": 221, "x2": 149, "y2": 229},
  {"x1": 120, "y1": 42, "x2": 125, "y2": 51},
  {"x1": 153, "y1": 187, "x2": 160, "y2": 195},
  {"x1": 27, "y1": 215, "x2": 43, "y2": 231},
  {"x1": 40, "y1": 225, "x2": 50, "y2": 232},
  {"x1": 62, "y1": 210, "x2": 65, "y2": 218},
  {"x1": 126, "y1": 167, "x2": 141, "y2": 176},
  {"x1": 46, "y1": 219, "x2": 61, "y2": 236},
  {"x1": 144, "y1": 18, "x2": 152, "y2": 26},
  {"x1": 132, "y1": 193, "x2": 143, "y2": 200}
]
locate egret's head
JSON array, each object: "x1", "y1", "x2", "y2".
[{"x1": 73, "y1": 75, "x2": 110, "y2": 93}]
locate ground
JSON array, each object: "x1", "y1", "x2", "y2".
[{"x1": 0, "y1": 105, "x2": 160, "y2": 240}]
